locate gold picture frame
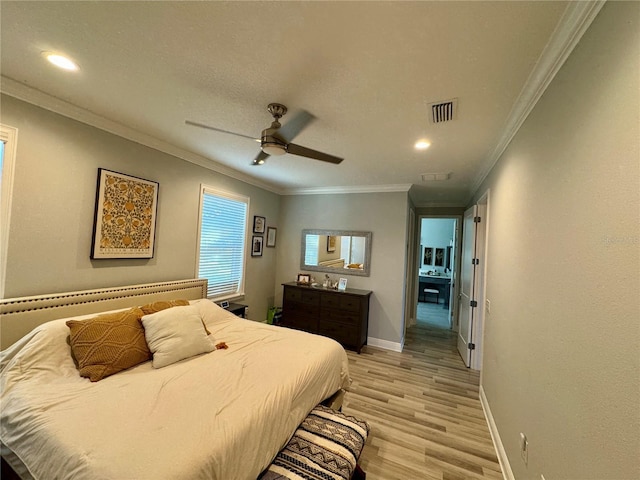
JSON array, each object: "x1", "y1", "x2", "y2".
[{"x1": 91, "y1": 169, "x2": 159, "y2": 259}]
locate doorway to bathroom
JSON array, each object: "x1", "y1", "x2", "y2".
[{"x1": 417, "y1": 217, "x2": 458, "y2": 329}]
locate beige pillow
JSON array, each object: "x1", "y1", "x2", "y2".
[
  {"x1": 66, "y1": 307, "x2": 151, "y2": 382},
  {"x1": 141, "y1": 305, "x2": 215, "y2": 368}
]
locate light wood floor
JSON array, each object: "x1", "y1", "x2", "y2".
[{"x1": 343, "y1": 322, "x2": 502, "y2": 480}]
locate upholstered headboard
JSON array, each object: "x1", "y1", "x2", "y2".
[
  {"x1": 0, "y1": 278, "x2": 208, "y2": 350},
  {"x1": 318, "y1": 258, "x2": 346, "y2": 268}
]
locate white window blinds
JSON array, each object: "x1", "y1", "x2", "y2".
[
  {"x1": 197, "y1": 187, "x2": 248, "y2": 299},
  {"x1": 304, "y1": 234, "x2": 319, "y2": 266}
]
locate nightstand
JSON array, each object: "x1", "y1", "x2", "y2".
[{"x1": 226, "y1": 302, "x2": 247, "y2": 318}]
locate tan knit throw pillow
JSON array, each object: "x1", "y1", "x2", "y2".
[
  {"x1": 66, "y1": 307, "x2": 151, "y2": 382},
  {"x1": 140, "y1": 299, "x2": 190, "y2": 315}
]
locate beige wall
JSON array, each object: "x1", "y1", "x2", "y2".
[
  {"x1": 275, "y1": 192, "x2": 409, "y2": 346},
  {"x1": 472, "y1": 2, "x2": 639, "y2": 479},
  {"x1": 2, "y1": 95, "x2": 280, "y2": 321}
]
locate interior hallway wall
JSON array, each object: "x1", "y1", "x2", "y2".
[{"x1": 471, "y1": 3, "x2": 640, "y2": 478}]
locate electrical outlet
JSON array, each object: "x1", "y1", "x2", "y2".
[
  {"x1": 485, "y1": 298, "x2": 491, "y2": 313},
  {"x1": 520, "y1": 433, "x2": 529, "y2": 465}
]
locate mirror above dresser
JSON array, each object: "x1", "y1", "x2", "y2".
[{"x1": 300, "y1": 229, "x2": 372, "y2": 277}]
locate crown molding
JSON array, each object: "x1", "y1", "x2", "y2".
[
  {"x1": 412, "y1": 201, "x2": 466, "y2": 209},
  {"x1": 0, "y1": 76, "x2": 285, "y2": 195},
  {"x1": 470, "y1": 0, "x2": 606, "y2": 196},
  {"x1": 283, "y1": 184, "x2": 412, "y2": 196}
]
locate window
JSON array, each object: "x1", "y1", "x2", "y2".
[
  {"x1": 304, "y1": 234, "x2": 319, "y2": 266},
  {"x1": 197, "y1": 186, "x2": 249, "y2": 299},
  {"x1": 0, "y1": 124, "x2": 17, "y2": 299}
]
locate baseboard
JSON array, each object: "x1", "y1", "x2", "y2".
[
  {"x1": 366, "y1": 336, "x2": 403, "y2": 352},
  {"x1": 479, "y1": 386, "x2": 514, "y2": 480}
]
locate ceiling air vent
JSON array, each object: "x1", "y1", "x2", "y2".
[
  {"x1": 428, "y1": 98, "x2": 458, "y2": 124},
  {"x1": 421, "y1": 173, "x2": 451, "y2": 182}
]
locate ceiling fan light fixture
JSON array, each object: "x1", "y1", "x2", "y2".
[{"x1": 261, "y1": 143, "x2": 286, "y2": 156}]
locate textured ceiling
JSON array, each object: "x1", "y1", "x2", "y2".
[{"x1": 0, "y1": 1, "x2": 571, "y2": 205}]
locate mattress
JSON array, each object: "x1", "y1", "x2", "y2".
[{"x1": 0, "y1": 299, "x2": 351, "y2": 480}]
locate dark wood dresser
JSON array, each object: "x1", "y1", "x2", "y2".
[{"x1": 281, "y1": 282, "x2": 372, "y2": 353}]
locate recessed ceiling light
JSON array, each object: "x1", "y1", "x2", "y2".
[
  {"x1": 415, "y1": 140, "x2": 431, "y2": 150},
  {"x1": 43, "y1": 52, "x2": 79, "y2": 71}
]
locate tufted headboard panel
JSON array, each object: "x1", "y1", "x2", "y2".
[{"x1": 0, "y1": 278, "x2": 208, "y2": 350}]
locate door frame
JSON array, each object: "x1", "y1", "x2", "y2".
[
  {"x1": 403, "y1": 207, "x2": 417, "y2": 338},
  {"x1": 457, "y1": 205, "x2": 478, "y2": 366},
  {"x1": 471, "y1": 190, "x2": 490, "y2": 371},
  {"x1": 412, "y1": 213, "x2": 463, "y2": 332}
]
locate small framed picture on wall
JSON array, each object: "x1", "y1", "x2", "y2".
[
  {"x1": 253, "y1": 216, "x2": 266, "y2": 234},
  {"x1": 251, "y1": 236, "x2": 263, "y2": 257},
  {"x1": 423, "y1": 247, "x2": 433, "y2": 265},
  {"x1": 327, "y1": 235, "x2": 337, "y2": 252},
  {"x1": 266, "y1": 227, "x2": 277, "y2": 247}
]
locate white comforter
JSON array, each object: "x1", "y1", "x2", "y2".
[{"x1": 0, "y1": 299, "x2": 351, "y2": 480}]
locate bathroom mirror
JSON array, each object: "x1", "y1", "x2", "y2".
[{"x1": 300, "y1": 229, "x2": 372, "y2": 277}]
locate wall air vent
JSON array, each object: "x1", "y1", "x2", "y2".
[{"x1": 428, "y1": 98, "x2": 458, "y2": 124}]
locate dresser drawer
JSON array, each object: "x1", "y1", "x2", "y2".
[
  {"x1": 320, "y1": 293, "x2": 361, "y2": 312},
  {"x1": 318, "y1": 320, "x2": 358, "y2": 346},
  {"x1": 285, "y1": 287, "x2": 319, "y2": 306},
  {"x1": 280, "y1": 315, "x2": 318, "y2": 333},
  {"x1": 320, "y1": 308, "x2": 360, "y2": 326},
  {"x1": 284, "y1": 301, "x2": 318, "y2": 319}
]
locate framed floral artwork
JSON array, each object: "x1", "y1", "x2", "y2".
[
  {"x1": 327, "y1": 235, "x2": 337, "y2": 252},
  {"x1": 91, "y1": 168, "x2": 159, "y2": 259}
]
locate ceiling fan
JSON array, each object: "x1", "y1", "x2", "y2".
[{"x1": 186, "y1": 103, "x2": 343, "y2": 166}]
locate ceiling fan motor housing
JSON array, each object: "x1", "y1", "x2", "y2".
[{"x1": 261, "y1": 129, "x2": 287, "y2": 155}]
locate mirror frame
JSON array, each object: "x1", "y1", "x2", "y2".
[{"x1": 300, "y1": 229, "x2": 372, "y2": 277}]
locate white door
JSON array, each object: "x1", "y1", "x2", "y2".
[
  {"x1": 448, "y1": 221, "x2": 457, "y2": 328},
  {"x1": 457, "y1": 205, "x2": 478, "y2": 367}
]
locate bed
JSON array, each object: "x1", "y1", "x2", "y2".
[{"x1": 0, "y1": 279, "x2": 351, "y2": 480}]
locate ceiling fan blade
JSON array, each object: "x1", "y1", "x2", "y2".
[
  {"x1": 277, "y1": 109, "x2": 315, "y2": 143},
  {"x1": 185, "y1": 120, "x2": 258, "y2": 141},
  {"x1": 287, "y1": 143, "x2": 343, "y2": 164},
  {"x1": 251, "y1": 151, "x2": 270, "y2": 166}
]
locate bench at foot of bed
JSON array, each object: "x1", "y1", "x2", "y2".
[{"x1": 260, "y1": 404, "x2": 369, "y2": 480}]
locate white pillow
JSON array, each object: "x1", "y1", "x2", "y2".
[
  {"x1": 141, "y1": 305, "x2": 215, "y2": 368},
  {"x1": 191, "y1": 298, "x2": 238, "y2": 326}
]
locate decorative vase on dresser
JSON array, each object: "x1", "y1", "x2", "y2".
[{"x1": 280, "y1": 282, "x2": 372, "y2": 353}]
